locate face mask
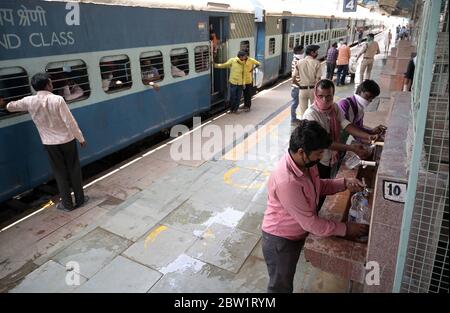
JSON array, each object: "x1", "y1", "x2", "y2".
[
  {"x1": 303, "y1": 153, "x2": 320, "y2": 168},
  {"x1": 357, "y1": 95, "x2": 370, "y2": 107}
]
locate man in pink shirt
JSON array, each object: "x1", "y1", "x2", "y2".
[
  {"x1": 0, "y1": 73, "x2": 88, "y2": 212},
  {"x1": 261, "y1": 120, "x2": 369, "y2": 293}
]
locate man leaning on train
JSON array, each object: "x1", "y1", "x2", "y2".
[{"x1": 0, "y1": 73, "x2": 89, "y2": 212}]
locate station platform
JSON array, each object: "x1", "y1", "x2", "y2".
[{"x1": 0, "y1": 32, "x2": 393, "y2": 293}]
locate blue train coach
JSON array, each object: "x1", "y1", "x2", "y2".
[{"x1": 0, "y1": 0, "x2": 384, "y2": 203}]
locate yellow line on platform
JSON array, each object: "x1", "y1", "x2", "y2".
[
  {"x1": 223, "y1": 166, "x2": 270, "y2": 189},
  {"x1": 144, "y1": 225, "x2": 168, "y2": 249},
  {"x1": 222, "y1": 108, "x2": 290, "y2": 161}
]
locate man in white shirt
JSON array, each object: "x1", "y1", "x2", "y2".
[
  {"x1": 0, "y1": 73, "x2": 88, "y2": 212},
  {"x1": 171, "y1": 65, "x2": 186, "y2": 78},
  {"x1": 171, "y1": 57, "x2": 187, "y2": 78}
]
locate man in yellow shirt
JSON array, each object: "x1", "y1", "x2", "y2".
[{"x1": 214, "y1": 50, "x2": 261, "y2": 113}]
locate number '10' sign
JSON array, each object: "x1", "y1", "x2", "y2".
[
  {"x1": 383, "y1": 181, "x2": 408, "y2": 203},
  {"x1": 343, "y1": 0, "x2": 357, "y2": 12}
]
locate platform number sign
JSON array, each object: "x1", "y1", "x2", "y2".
[
  {"x1": 343, "y1": 0, "x2": 357, "y2": 12},
  {"x1": 383, "y1": 181, "x2": 407, "y2": 203}
]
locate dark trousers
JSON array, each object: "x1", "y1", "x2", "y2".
[
  {"x1": 229, "y1": 83, "x2": 243, "y2": 112},
  {"x1": 44, "y1": 140, "x2": 84, "y2": 209},
  {"x1": 326, "y1": 62, "x2": 336, "y2": 80},
  {"x1": 243, "y1": 84, "x2": 254, "y2": 108},
  {"x1": 336, "y1": 64, "x2": 349, "y2": 85},
  {"x1": 317, "y1": 162, "x2": 332, "y2": 210},
  {"x1": 262, "y1": 231, "x2": 305, "y2": 293}
]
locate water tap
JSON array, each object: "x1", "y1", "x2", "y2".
[
  {"x1": 360, "y1": 160, "x2": 377, "y2": 169},
  {"x1": 370, "y1": 140, "x2": 384, "y2": 149},
  {"x1": 361, "y1": 177, "x2": 370, "y2": 195}
]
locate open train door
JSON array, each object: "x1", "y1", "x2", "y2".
[
  {"x1": 209, "y1": 16, "x2": 228, "y2": 107},
  {"x1": 280, "y1": 18, "x2": 289, "y2": 75}
]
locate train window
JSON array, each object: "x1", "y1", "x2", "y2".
[
  {"x1": 194, "y1": 45, "x2": 210, "y2": 73},
  {"x1": 100, "y1": 55, "x2": 132, "y2": 93},
  {"x1": 46, "y1": 60, "x2": 90, "y2": 103},
  {"x1": 240, "y1": 41, "x2": 250, "y2": 53},
  {"x1": 0, "y1": 67, "x2": 32, "y2": 117},
  {"x1": 140, "y1": 51, "x2": 164, "y2": 85},
  {"x1": 268, "y1": 38, "x2": 276, "y2": 55},
  {"x1": 288, "y1": 36, "x2": 294, "y2": 50},
  {"x1": 295, "y1": 35, "x2": 300, "y2": 47},
  {"x1": 320, "y1": 32, "x2": 325, "y2": 42},
  {"x1": 304, "y1": 35, "x2": 309, "y2": 46},
  {"x1": 170, "y1": 48, "x2": 189, "y2": 78},
  {"x1": 300, "y1": 35, "x2": 305, "y2": 47}
]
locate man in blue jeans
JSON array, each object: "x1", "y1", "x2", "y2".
[{"x1": 290, "y1": 45, "x2": 304, "y2": 121}]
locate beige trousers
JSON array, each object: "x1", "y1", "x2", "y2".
[
  {"x1": 359, "y1": 58, "x2": 374, "y2": 83},
  {"x1": 298, "y1": 89, "x2": 314, "y2": 117}
]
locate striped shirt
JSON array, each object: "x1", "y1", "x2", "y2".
[
  {"x1": 6, "y1": 90, "x2": 85, "y2": 145},
  {"x1": 326, "y1": 47, "x2": 339, "y2": 64}
]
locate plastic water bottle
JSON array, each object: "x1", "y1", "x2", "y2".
[{"x1": 349, "y1": 189, "x2": 370, "y2": 242}]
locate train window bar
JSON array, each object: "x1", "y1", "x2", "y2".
[
  {"x1": 100, "y1": 55, "x2": 133, "y2": 93},
  {"x1": 46, "y1": 59, "x2": 91, "y2": 103},
  {"x1": 194, "y1": 46, "x2": 210, "y2": 73},
  {"x1": 170, "y1": 48, "x2": 190, "y2": 78},
  {"x1": 268, "y1": 38, "x2": 275, "y2": 55},
  {"x1": 0, "y1": 67, "x2": 32, "y2": 118},
  {"x1": 140, "y1": 51, "x2": 165, "y2": 85}
]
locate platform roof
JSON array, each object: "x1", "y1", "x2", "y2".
[{"x1": 359, "y1": 0, "x2": 414, "y2": 17}]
